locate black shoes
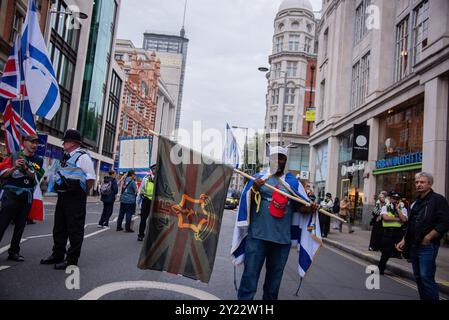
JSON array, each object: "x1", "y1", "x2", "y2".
[
  {"x1": 116, "y1": 227, "x2": 124, "y2": 231},
  {"x1": 54, "y1": 260, "x2": 77, "y2": 270},
  {"x1": 125, "y1": 229, "x2": 134, "y2": 233},
  {"x1": 7, "y1": 253, "x2": 25, "y2": 262},
  {"x1": 40, "y1": 255, "x2": 64, "y2": 265},
  {"x1": 137, "y1": 236, "x2": 144, "y2": 241}
]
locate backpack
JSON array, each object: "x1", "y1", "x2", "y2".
[{"x1": 100, "y1": 181, "x2": 113, "y2": 196}]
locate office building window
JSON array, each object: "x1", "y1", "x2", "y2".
[
  {"x1": 271, "y1": 88, "x2": 280, "y2": 105},
  {"x1": 395, "y1": 16, "x2": 410, "y2": 82},
  {"x1": 289, "y1": 34, "x2": 300, "y2": 51},
  {"x1": 285, "y1": 88, "x2": 296, "y2": 105},
  {"x1": 319, "y1": 80, "x2": 325, "y2": 119},
  {"x1": 354, "y1": 0, "x2": 371, "y2": 44},
  {"x1": 286, "y1": 61, "x2": 297, "y2": 77},
  {"x1": 413, "y1": 0, "x2": 429, "y2": 64},
  {"x1": 102, "y1": 71, "x2": 122, "y2": 158},
  {"x1": 323, "y1": 28, "x2": 329, "y2": 58},
  {"x1": 273, "y1": 62, "x2": 282, "y2": 78},
  {"x1": 270, "y1": 116, "x2": 278, "y2": 131},
  {"x1": 274, "y1": 36, "x2": 284, "y2": 53},
  {"x1": 283, "y1": 115, "x2": 294, "y2": 133},
  {"x1": 10, "y1": 9, "x2": 24, "y2": 42},
  {"x1": 351, "y1": 52, "x2": 370, "y2": 110},
  {"x1": 304, "y1": 36, "x2": 312, "y2": 53}
]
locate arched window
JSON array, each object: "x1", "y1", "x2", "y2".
[{"x1": 291, "y1": 21, "x2": 300, "y2": 29}]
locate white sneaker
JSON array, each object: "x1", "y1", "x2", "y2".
[{"x1": 97, "y1": 224, "x2": 103, "y2": 228}]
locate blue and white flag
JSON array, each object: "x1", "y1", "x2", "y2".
[
  {"x1": 21, "y1": 0, "x2": 60, "y2": 120},
  {"x1": 230, "y1": 170, "x2": 322, "y2": 277},
  {"x1": 222, "y1": 123, "x2": 240, "y2": 169}
]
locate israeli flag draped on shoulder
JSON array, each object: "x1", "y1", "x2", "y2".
[
  {"x1": 222, "y1": 123, "x2": 240, "y2": 169},
  {"x1": 21, "y1": 0, "x2": 61, "y2": 120},
  {"x1": 230, "y1": 168, "x2": 322, "y2": 277}
]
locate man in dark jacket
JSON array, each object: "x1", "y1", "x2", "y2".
[
  {"x1": 397, "y1": 172, "x2": 449, "y2": 300},
  {"x1": 98, "y1": 171, "x2": 119, "y2": 228}
]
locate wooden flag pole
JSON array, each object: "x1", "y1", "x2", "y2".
[{"x1": 146, "y1": 129, "x2": 347, "y2": 224}]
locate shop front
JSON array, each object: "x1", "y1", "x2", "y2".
[
  {"x1": 374, "y1": 103, "x2": 424, "y2": 202},
  {"x1": 314, "y1": 142, "x2": 328, "y2": 201},
  {"x1": 337, "y1": 161, "x2": 365, "y2": 223}
]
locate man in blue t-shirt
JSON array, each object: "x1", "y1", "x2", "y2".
[{"x1": 0, "y1": 135, "x2": 44, "y2": 261}]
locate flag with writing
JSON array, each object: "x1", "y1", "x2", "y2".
[{"x1": 138, "y1": 136, "x2": 234, "y2": 283}]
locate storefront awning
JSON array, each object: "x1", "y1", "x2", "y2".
[{"x1": 372, "y1": 163, "x2": 422, "y2": 175}]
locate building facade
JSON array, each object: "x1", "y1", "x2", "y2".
[
  {"x1": 264, "y1": 0, "x2": 318, "y2": 177},
  {"x1": 310, "y1": 0, "x2": 449, "y2": 227},
  {"x1": 142, "y1": 30, "x2": 188, "y2": 131}
]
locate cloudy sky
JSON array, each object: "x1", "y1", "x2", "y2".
[{"x1": 117, "y1": 0, "x2": 322, "y2": 154}]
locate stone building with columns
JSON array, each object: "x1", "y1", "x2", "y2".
[
  {"x1": 310, "y1": 0, "x2": 449, "y2": 228},
  {"x1": 263, "y1": 0, "x2": 318, "y2": 177}
]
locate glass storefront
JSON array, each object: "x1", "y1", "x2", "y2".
[
  {"x1": 374, "y1": 102, "x2": 424, "y2": 202},
  {"x1": 314, "y1": 142, "x2": 328, "y2": 201}
]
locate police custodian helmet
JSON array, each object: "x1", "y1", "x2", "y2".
[{"x1": 62, "y1": 129, "x2": 82, "y2": 144}]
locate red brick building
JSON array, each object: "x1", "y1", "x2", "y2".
[{"x1": 302, "y1": 58, "x2": 317, "y2": 136}]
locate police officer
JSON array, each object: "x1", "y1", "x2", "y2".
[
  {"x1": 40, "y1": 129, "x2": 96, "y2": 270},
  {"x1": 137, "y1": 165, "x2": 156, "y2": 241},
  {"x1": 378, "y1": 191, "x2": 408, "y2": 275},
  {"x1": 319, "y1": 193, "x2": 333, "y2": 238},
  {"x1": 0, "y1": 134, "x2": 44, "y2": 261}
]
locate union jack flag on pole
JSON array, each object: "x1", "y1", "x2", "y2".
[
  {"x1": 21, "y1": 0, "x2": 60, "y2": 120},
  {"x1": 138, "y1": 136, "x2": 234, "y2": 283}
]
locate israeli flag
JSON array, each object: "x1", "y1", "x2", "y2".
[
  {"x1": 21, "y1": 0, "x2": 61, "y2": 120},
  {"x1": 222, "y1": 123, "x2": 240, "y2": 169},
  {"x1": 231, "y1": 170, "x2": 322, "y2": 277}
]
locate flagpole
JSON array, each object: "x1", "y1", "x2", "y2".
[{"x1": 146, "y1": 128, "x2": 347, "y2": 223}]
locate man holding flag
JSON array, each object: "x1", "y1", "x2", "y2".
[
  {"x1": 231, "y1": 146, "x2": 320, "y2": 300},
  {"x1": 0, "y1": 134, "x2": 44, "y2": 261}
]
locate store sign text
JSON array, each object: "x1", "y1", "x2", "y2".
[{"x1": 375, "y1": 152, "x2": 422, "y2": 169}]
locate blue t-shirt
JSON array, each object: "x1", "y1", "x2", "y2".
[
  {"x1": 120, "y1": 177, "x2": 137, "y2": 204},
  {"x1": 248, "y1": 175, "x2": 295, "y2": 244}
]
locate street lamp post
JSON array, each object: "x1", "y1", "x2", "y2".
[
  {"x1": 259, "y1": 67, "x2": 288, "y2": 147},
  {"x1": 307, "y1": 64, "x2": 316, "y2": 136}
]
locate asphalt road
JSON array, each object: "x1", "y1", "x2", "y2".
[{"x1": 0, "y1": 201, "x2": 446, "y2": 300}]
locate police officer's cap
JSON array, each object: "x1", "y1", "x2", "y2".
[
  {"x1": 62, "y1": 129, "x2": 82, "y2": 143},
  {"x1": 326, "y1": 192, "x2": 332, "y2": 197},
  {"x1": 389, "y1": 191, "x2": 401, "y2": 199}
]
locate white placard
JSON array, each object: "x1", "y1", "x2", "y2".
[{"x1": 118, "y1": 138, "x2": 151, "y2": 171}]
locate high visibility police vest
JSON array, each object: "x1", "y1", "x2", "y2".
[
  {"x1": 55, "y1": 151, "x2": 88, "y2": 192},
  {"x1": 142, "y1": 178, "x2": 154, "y2": 200},
  {"x1": 382, "y1": 205, "x2": 402, "y2": 228}
]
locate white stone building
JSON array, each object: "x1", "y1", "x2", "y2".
[{"x1": 310, "y1": 0, "x2": 449, "y2": 227}]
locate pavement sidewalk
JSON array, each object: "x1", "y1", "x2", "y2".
[
  {"x1": 43, "y1": 194, "x2": 101, "y2": 204},
  {"x1": 322, "y1": 225, "x2": 449, "y2": 295}
]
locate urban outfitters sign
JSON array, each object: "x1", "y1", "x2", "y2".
[{"x1": 375, "y1": 152, "x2": 422, "y2": 169}]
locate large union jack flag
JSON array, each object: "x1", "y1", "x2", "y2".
[
  {"x1": 0, "y1": 37, "x2": 37, "y2": 154},
  {"x1": 138, "y1": 136, "x2": 234, "y2": 283}
]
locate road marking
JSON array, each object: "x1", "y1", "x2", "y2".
[
  {"x1": 0, "y1": 266, "x2": 11, "y2": 272},
  {"x1": 324, "y1": 245, "x2": 448, "y2": 300},
  {"x1": 79, "y1": 281, "x2": 220, "y2": 300},
  {"x1": 0, "y1": 239, "x2": 28, "y2": 255},
  {"x1": 84, "y1": 228, "x2": 109, "y2": 239},
  {"x1": 27, "y1": 234, "x2": 53, "y2": 239}
]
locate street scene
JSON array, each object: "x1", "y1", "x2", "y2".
[{"x1": 1, "y1": 0, "x2": 449, "y2": 308}]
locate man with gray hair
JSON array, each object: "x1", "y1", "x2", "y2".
[{"x1": 397, "y1": 172, "x2": 449, "y2": 300}]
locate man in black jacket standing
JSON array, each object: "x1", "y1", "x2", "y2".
[
  {"x1": 397, "y1": 172, "x2": 449, "y2": 300},
  {"x1": 98, "y1": 171, "x2": 119, "y2": 228}
]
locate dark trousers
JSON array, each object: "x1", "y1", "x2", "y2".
[
  {"x1": 369, "y1": 220, "x2": 383, "y2": 251},
  {"x1": 117, "y1": 203, "x2": 135, "y2": 230},
  {"x1": 410, "y1": 243, "x2": 440, "y2": 300},
  {"x1": 139, "y1": 197, "x2": 152, "y2": 237},
  {"x1": 98, "y1": 201, "x2": 114, "y2": 226},
  {"x1": 52, "y1": 191, "x2": 87, "y2": 264},
  {"x1": 319, "y1": 212, "x2": 330, "y2": 237},
  {"x1": 0, "y1": 190, "x2": 32, "y2": 255},
  {"x1": 238, "y1": 235, "x2": 290, "y2": 300},
  {"x1": 378, "y1": 227, "x2": 403, "y2": 272}
]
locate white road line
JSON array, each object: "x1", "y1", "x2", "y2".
[
  {"x1": 79, "y1": 281, "x2": 220, "y2": 300},
  {"x1": 0, "y1": 266, "x2": 11, "y2": 271},
  {"x1": 0, "y1": 239, "x2": 28, "y2": 255},
  {"x1": 27, "y1": 234, "x2": 53, "y2": 239},
  {"x1": 84, "y1": 228, "x2": 110, "y2": 239}
]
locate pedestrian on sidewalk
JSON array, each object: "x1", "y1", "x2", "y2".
[
  {"x1": 98, "y1": 171, "x2": 118, "y2": 228},
  {"x1": 332, "y1": 197, "x2": 340, "y2": 230},
  {"x1": 40, "y1": 129, "x2": 96, "y2": 270},
  {"x1": 40, "y1": 176, "x2": 48, "y2": 195},
  {"x1": 338, "y1": 196, "x2": 353, "y2": 233},
  {"x1": 378, "y1": 191, "x2": 408, "y2": 275},
  {"x1": 397, "y1": 172, "x2": 449, "y2": 300},
  {"x1": 137, "y1": 165, "x2": 156, "y2": 241},
  {"x1": 117, "y1": 170, "x2": 137, "y2": 232},
  {"x1": 319, "y1": 193, "x2": 333, "y2": 238},
  {"x1": 0, "y1": 135, "x2": 44, "y2": 262},
  {"x1": 369, "y1": 192, "x2": 386, "y2": 251}
]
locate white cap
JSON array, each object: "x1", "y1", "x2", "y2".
[{"x1": 269, "y1": 145, "x2": 289, "y2": 157}]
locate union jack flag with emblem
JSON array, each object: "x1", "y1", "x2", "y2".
[{"x1": 138, "y1": 136, "x2": 234, "y2": 283}]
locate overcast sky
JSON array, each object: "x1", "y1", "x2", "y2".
[{"x1": 117, "y1": 0, "x2": 322, "y2": 154}]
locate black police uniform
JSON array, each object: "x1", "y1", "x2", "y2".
[{"x1": 0, "y1": 151, "x2": 43, "y2": 260}]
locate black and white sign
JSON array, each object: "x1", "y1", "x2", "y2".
[{"x1": 352, "y1": 124, "x2": 370, "y2": 161}]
